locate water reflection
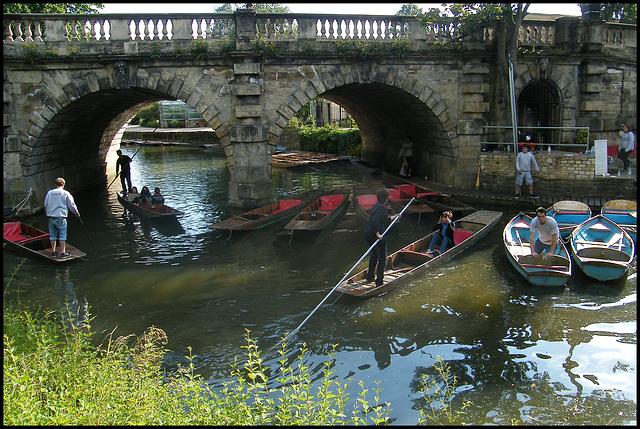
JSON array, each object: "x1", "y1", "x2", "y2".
[{"x1": 2, "y1": 145, "x2": 635, "y2": 425}]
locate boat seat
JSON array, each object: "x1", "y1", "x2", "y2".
[
  {"x1": 453, "y1": 229, "x2": 473, "y2": 243},
  {"x1": 387, "y1": 189, "x2": 403, "y2": 201},
  {"x1": 520, "y1": 263, "x2": 567, "y2": 270},
  {"x1": 588, "y1": 223, "x2": 610, "y2": 231},
  {"x1": 417, "y1": 192, "x2": 439, "y2": 198},
  {"x1": 603, "y1": 210, "x2": 633, "y2": 215},
  {"x1": 554, "y1": 210, "x2": 590, "y2": 215},
  {"x1": 272, "y1": 199, "x2": 301, "y2": 214},
  {"x1": 4, "y1": 222, "x2": 50, "y2": 243},
  {"x1": 319, "y1": 195, "x2": 343, "y2": 211},
  {"x1": 357, "y1": 195, "x2": 377, "y2": 210},
  {"x1": 395, "y1": 184, "x2": 416, "y2": 196}
]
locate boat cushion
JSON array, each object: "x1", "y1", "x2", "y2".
[
  {"x1": 357, "y1": 195, "x2": 378, "y2": 210},
  {"x1": 554, "y1": 210, "x2": 590, "y2": 215},
  {"x1": 4, "y1": 222, "x2": 24, "y2": 242},
  {"x1": 454, "y1": 229, "x2": 473, "y2": 243},
  {"x1": 603, "y1": 210, "x2": 632, "y2": 215},
  {"x1": 395, "y1": 184, "x2": 416, "y2": 196},
  {"x1": 387, "y1": 189, "x2": 403, "y2": 201},
  {"x1": 272, "y1": 199, "x2": 301, "y2": 214},
  {"x1": 417, "y1": 192, "x2": 439, "y2": 198},
  {"x1": 319, "y1": 195, "x2": 343, "y2": 211},
  {"x1": 4, "y1": 222, "x2": 50, "y2": 243}
]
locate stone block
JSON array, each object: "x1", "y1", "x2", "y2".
[
  {"x1": 229, "y1": 123, "x2": 269, "y2": 143},
  {"x1": 463, "y1": 102, "x2": 490, "y2": 113},
  {"x1": 235, "y1": 105, "x2": 263, "y2": 118},
  {"x1": 584, "y1": 64, "x2": 607, "y2": 74},
  {"x1": 234, "y1": 63, "x2": 261, "y2": 75},
  {"x1": 232, "y1": 83, "x2": 262, "y2": 96},
  {"x1": 583, "y1": 82, "x2": 605, "y2": 92},
  {"x1": 462, "y1": 83, "x2": 490, "y2": 93},
  {"x1": 463, "y1": 64, "x2": 490, "y2": 74},
  {"x1": 580, "y1": 100, "x2": 606, "y2": 111}
]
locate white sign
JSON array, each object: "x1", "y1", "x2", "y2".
[{"x1": 594, "y1": 139, "x2": 608, "y2": 176}]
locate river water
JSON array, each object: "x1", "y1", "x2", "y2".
[{"x1": 3, "y1": 145, "x2": 636, "y2": 425}]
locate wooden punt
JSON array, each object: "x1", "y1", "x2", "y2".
[
  {"x1": 4, "y1": 216, "x2": 86, "y2": 262},
  {"x1": 392, "y1": 183, "x2": 474, "y2": 213},
  {"x1": 569, "y1": 214, "x2": 635, "y2": 282},
  {"x1": 117, "y1": 193, "x2": 183, "y2": 219},
  {"x1": 503, "y1": 213, "x2": 572, "y2": 287},
  {"x1": 208, "y1": 190, "x2": 322, "y2": 231},
  {"x1": 546, "y1": 200, "x2": 592, "y2": 240},
  {"x1": 385, "y1": 185, "x2": 434, "y2": 216},
  {"x1": 336, "y1": 210, "x2": 503, "y2": 298},
  {"x1": 601, "y1": 199, "x2": 636, "y2": 243},
  {"x1": 283, "y1": 188, "x2": 351, "y2": 232}
]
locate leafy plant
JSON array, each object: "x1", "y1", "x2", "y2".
[
  {"x1": 68, "y1": 45, "x2": 79, "y2": 60},
  {"x1": 297, "y1": 124, "x2": 361, "y2": 156},
  {"x1": 219, "y1": 38, "x2": 236, "y2": 58},
  {"x1": 149, "y1": 41, "x2": 162, "y2": 59},
  {"x1": 189, "y1": 39, "x2": 209, "y2": 59},
  {"x1": 251, "y1": 34, "x2": 281, "y2": 58},
  {"x1": 417, "y1": 356, "x2": 472, "y2": 425},
  {"x1": 21, "y1": 43, "x2": 41, "y2": 65}
]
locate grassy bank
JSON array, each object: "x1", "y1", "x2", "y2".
[{"x1": 3, "y1": 304, "x2": 394, "y2": 425}]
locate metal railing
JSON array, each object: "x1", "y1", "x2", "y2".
[{"x1": 481, "y1": 126, "x2": 590, "y2": 153}]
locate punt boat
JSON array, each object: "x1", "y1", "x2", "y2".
[
  {"x1": 336, "y1": 210, "x2": 503, "y2": 298},
  {"x1": 568, "y1": 214, "x2": 635, "y2": 282},
  {"x1": 601, "y1": 199, "x2": 636, "y2": 243},
  {"x1": 4, "y1": 216, "x2": 86, "y2": 262},
  {"x1": 545, "y1": 200, "x2": 592, "y2": 239},
  {"x1": 503, "y1": 213, "x2": 572, "y2": 287}
]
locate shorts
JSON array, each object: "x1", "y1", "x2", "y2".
[
  {"x1": 516, "y1": 171, "x2": 533, "y2": 186},
  {"x1": 48, "y1": 217, "x2": 68, "y2": 241}
]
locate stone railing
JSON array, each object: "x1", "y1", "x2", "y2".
[
  {"x1": 3, "y1": 12, "x2": 637, "y2": 50},
  {"x1": 602, "y1": 22, "x2": 636, "y2": 48},
  {"x1": 518, "y1": 19, "x2": 556, "y2": 46}
]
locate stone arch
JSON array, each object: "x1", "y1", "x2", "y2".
[
  {"x1": 514, "y1": 60, "x2": 566, "y2": 146},
  {"x1": 267, "y1": 66, "x2": 458, "y2": 183},
  {"x1": 9, "y1": 65, "x2": 233, "y2": 199}
]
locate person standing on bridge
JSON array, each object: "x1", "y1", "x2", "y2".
[
  {"x1": 44, "y1": 177, "x2": 80, "y2": 258},
  {"x1": 515, "y1": 143, "x2": 539, "y2": 199},
  {"x1": 618, "y1": 124, "x2": 635, "y2": 173},
  {"x1": 116, "y1": 150, "x2": 133, "y2": 194}
]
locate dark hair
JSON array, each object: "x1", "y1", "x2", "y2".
[
  {"x1": 376, "y1": 187, "x2": 390, "y2": 204},
  {"x1": 522, "y1": 143, "x2": 530, "y2": 150},
  {"x1": 536, "y1": 207, "x2": 546, "y2": 214}
]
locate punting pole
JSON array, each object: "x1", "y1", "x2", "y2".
[{"x1": 282, "y1": 197, "x2": 415, "y2": 344}]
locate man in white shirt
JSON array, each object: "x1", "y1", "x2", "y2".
[
  {"x1": 44, "y1": 177, "x2": 80, "y2": 257},
  {"x1": 529, "y1": 207, "x2": 559, "y2": 257},
  {"x1": 515, "y1": 143, "x2": 540, "y2": 199}
]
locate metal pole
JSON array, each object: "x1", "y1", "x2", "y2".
[{"x1": 508, "y1": 54, "x2": 519, "y2": 190}]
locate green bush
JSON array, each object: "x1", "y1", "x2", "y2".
[
  {"x1": 3, "y1": 306, "x2": 391, "y2": 425},
  {"x1": 132, "y1": 103, "x2": 160, "y2": 127},
  {"x1": 297, "y1": 124, "x2": 361, "y2": 157}
]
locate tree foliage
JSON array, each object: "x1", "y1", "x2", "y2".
[
  {"x1": 215, "y1": 3, "x2": 291, "y2": 13},
  {"x1": 3, "y1": 3, "x2": 103, "y2": 14},
  {"x1": 583, "y1": 3, "x2": 637, "y2": 23}
]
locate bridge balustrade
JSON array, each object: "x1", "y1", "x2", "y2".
[{"x1": 4, "y1": 13, "x2": 637, "y2": 50}]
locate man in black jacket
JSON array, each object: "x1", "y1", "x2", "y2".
[{"x1": 364, "y1": 188, "x2": 400, "y2": 286}]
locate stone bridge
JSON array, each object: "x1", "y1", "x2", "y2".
[{"x1": 3, "y1": 10, "x2": 636, "y2": 212}]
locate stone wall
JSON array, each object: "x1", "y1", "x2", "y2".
[{"x1": 480, "y1": 152, "x2": 635, "y2": 199}]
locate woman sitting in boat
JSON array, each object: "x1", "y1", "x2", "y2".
[
  {"x1": 132, "y1": 186, "x2": 152, "y2": 205},
  {"x1": 151, "y1": 187, "x2": 165, "y2": 204},
  {"x1": 426, "y1": 212, "x2": 455, "y2": 256},
  {"x1": 126, "y1": 186, "x2": 140, "y2": 203}
]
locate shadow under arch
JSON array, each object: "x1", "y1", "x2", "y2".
[{"x1": 517, "y1": 79, "x2": 563, "y2": 147}]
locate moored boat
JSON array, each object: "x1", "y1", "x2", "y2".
[
  {"x1": 336, "y1": 210, "x2": 503, "y2": 298},
  {"x1": 385, "y1": 184, "x2": 434, "y2": 217},
  {"x1": 568, "y1": 214, "x2": 635, "y2": 282},
  {"x1": 601, "y1": 199, "x2": 636, "y2": 243},
  {"x1": 4, "y1": 216, "x2": 86, "y2": 262},
  {"x1": 283, "y1": 188, "x2": 351, "y2": 232},
  {"x1": 503, "y1": 213, "x2": 572, "y2": 287},
  {"x1": 116, "y1": 193, "x2": 183, "y2": 219},
  {"x1": 208, "y1": 190, "x2": 322, "y2": 231},
  {"x1": 546, "y1": 200, "x2": 592, "y2": 239}
]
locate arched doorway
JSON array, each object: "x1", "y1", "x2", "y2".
[{"x1": 517, "y1": 80, "x2": 561, "y2": 146}]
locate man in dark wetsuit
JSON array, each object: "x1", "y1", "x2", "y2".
[
  {"x1": 116, "y1": 150, "x2": 132, "y2": 194},
  {"x1": 364, "y1": 188, "x2": 400, "y2": 286}
]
